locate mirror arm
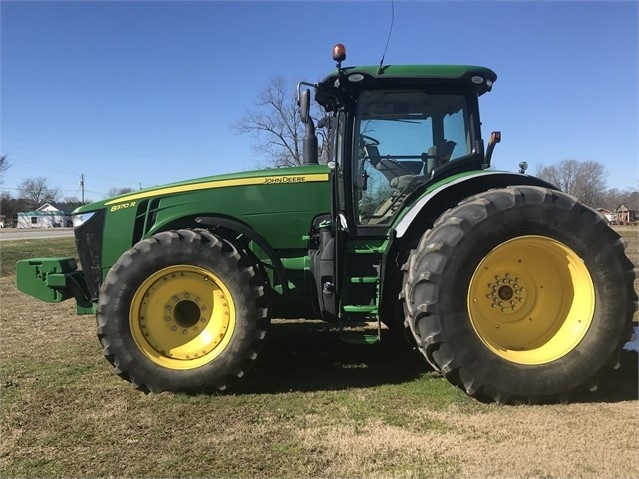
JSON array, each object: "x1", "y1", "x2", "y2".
[
  {"x1": 484, "y1": 131, "x2": 501, "y2": 167},
  {"x1": 299, "y1": 88, "x2": 319, "y2": 165}
]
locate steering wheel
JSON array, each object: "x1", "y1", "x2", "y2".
[{"x1": 360, "y1": 134, "x2": 380, "y2": 147}]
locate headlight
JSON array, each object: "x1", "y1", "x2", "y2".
[{"x1": 72, "y1": 212, "x2": 96, "y2": 228}]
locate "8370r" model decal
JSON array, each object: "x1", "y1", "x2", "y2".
[{"x1": 110, "y1": 201, "x2": 136, "y2": 212}]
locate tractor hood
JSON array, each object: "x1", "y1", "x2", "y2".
[
  {"x1": 71, "y1": 164, "x2": 332, "y2": 277},
  {"x1": 73, "y1": 165, "x2": 331, "y2": 215}
]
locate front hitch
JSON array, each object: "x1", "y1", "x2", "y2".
[{"x1": 16, "y1": 257, "x2": 95, "y2": 314}]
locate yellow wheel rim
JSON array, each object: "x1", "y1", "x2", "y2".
[
  {"x1": 130, "y1": 265, "x2": 235, "y2": 370},
  {"x1": 468, "y1": 235, "x2": 594, "y2": 365}
]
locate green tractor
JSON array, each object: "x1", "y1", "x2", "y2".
[{"x1": 16, "y1": 44, "x2": 637, "y2": 403}]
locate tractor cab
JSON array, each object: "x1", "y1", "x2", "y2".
[
  {"x1": 301, "y1": 44, "x2": 497, "y2": 230},
  {"x1": 299, "y1": 44, "x2": 500, "y2": 334}
]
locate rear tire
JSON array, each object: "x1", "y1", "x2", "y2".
[
  {"x1": 97, "y1": 229, "x2": 270, "y2": 393},
  {"x1": 402, "y1": 186, "x2": 637, "y2": 403}
]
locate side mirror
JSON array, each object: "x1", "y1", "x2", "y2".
[
  {"x1": 299, "y1": 88, "x2": 318, "y2": 165},
  {"x1": 299, "y1": 89, "x2": 311, "y2": 125}
]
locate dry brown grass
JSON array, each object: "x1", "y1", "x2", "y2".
[
  {"x1": 1, "y1": 230, "x2": 638, "y2": 478},
  {"x1": 298, "y1": 401, "x2": 639, "y2": 478}
]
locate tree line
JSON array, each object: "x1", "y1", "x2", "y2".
[
  {"x1": 0, "y1": 160, "x2": 135, "y2": 226},
  {"x1": 0, "y1": 176, "x2": 86, "y2": 227},
  {"x1": 536, "y1": 160, "x2": 638, "y2": 212}
]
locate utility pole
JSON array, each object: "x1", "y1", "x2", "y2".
[{"x1": 80, "y1": 173, "x2": 85, "y2": 203}]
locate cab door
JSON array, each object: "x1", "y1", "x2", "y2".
[{"x1": 309, "y1": 111, "x2": 348, "y2": 321}]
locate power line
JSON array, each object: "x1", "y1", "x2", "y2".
[{"x1": 3, "y1": 151, "x2": 142, "y2": 187}]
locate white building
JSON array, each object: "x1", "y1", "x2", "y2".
[
  {"x1": 17, "y1": 203, "x2": 66, "y2": 228},
  {"x1": 596, "y1": 208, "x2": 616, "y2": 224}
]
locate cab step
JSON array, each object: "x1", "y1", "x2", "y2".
[
  {"x1": 337, "y1": 317, "x2": 382, "y2": 345},
  {"x1": 338, "y1": 332, "x2": 380, "y2": 345},
  {"x1": 349, "y1": 276, "x2": 378, "y2": 284},
  {"x1": 342, "y1": 305, "x2": 377, "y2": 314}
]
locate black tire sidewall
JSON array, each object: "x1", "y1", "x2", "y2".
[
  {"x1": 415, "y1": 192, "x2": 628, "y2": 398},
  {"x1": 99, "y1": 230, "x2": 267, "y2": 392}
]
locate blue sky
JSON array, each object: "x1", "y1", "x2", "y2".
[{"x1": 1, "y1": 0, "x2": 637, "y2": 202}]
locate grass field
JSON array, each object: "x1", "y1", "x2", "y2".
[{"x1": 1, "y1": 229, "x2": 638, "y2": 478}]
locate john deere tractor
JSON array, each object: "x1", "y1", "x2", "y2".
[{"x1": 16, "y1": 44, "x2": 637, "y2": 403}]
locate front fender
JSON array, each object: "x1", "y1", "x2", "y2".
[{"x1": 194, "y1": 215, "x2": 289, "y2": 295}]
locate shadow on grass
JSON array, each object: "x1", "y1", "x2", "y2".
[
  {"x1": 232, "y1": 320, "x2": 639, "y2": 403},
  {"x1": 232, "y1": 320, "x2": 430, "y2": 395},
  {"x1": 569, "y1": 350, "x2": 638, "y2": 404}
]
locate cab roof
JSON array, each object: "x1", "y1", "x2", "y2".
[{"x1": 315, "y1": 64, "x2": 497, "y2": 109}]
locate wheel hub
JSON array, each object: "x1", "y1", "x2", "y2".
[
  {"x1": 468, "y1": 235, "x2": 594, "y2": 365},
  {"x1": 486, "y1": 274, "x2": 527, "y2": 314},
  {"x1": 171, "y1": 297, "x2": 201, "y2": 329},
  {"x1": 131, "y1": 265, "x2": 235, "y2": 369}
]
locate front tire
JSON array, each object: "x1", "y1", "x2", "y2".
[
  {"x1": 402, "y1": 186, "x2": 637, "y2": 403},
  {"x1": 97, "y1": 229, "x2": 270, "y2": 393}
]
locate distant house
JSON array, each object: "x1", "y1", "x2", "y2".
[
  {"x1": 596, "y1": 208, "x2": 615, "y2": 224},
  {"x1": 17, "y1": 203, "x2": 69, "y2": 228},
  {"x1": 615, "y1": 204, "x2": 638, "y2": 225}
]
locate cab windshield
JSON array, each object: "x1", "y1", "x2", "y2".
[{"x1": 354, "y1": 90, "x2": 470, "y2": 225}]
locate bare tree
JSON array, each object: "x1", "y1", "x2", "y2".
[
  {"x1": 18, "y1": 177, "x2": 61, "y2": 209},
  {"x1": 536, "y1": 159, "x2": 607, "y2": 207},
  {"x1": 61, "y1": 196, "x2": 85, "y2": 212},
  {"x1": 601, "y1": 187, "x2": 639, "y2": 211},
  {"x1": 233, "y1": 76, "x2": 327, "y2": 168},
  {"x1": 0, "y1": 193, "x2": 29, "y2": 227},
  {"x1": 106, "y1": 187, "x2": 134, "y2": 198}
]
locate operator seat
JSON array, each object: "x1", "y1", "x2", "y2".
[
  {"x1": 422, "y1": 140, "x2": 456, "y2": 174},
  {"x1": 363, "y1": 144, "x2": 382, "y2": 167}
]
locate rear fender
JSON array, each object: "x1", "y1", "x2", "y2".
[
  {"x1": 377, "y1": 172, "x2": 558, "y2": 326},
  {"x1": 393, "y1": 171, "x2": 558, "y2": 240}
]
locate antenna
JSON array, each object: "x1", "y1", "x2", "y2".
[{"x1": 378, "y1": 0, "x2": 395, "y2": 74}]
